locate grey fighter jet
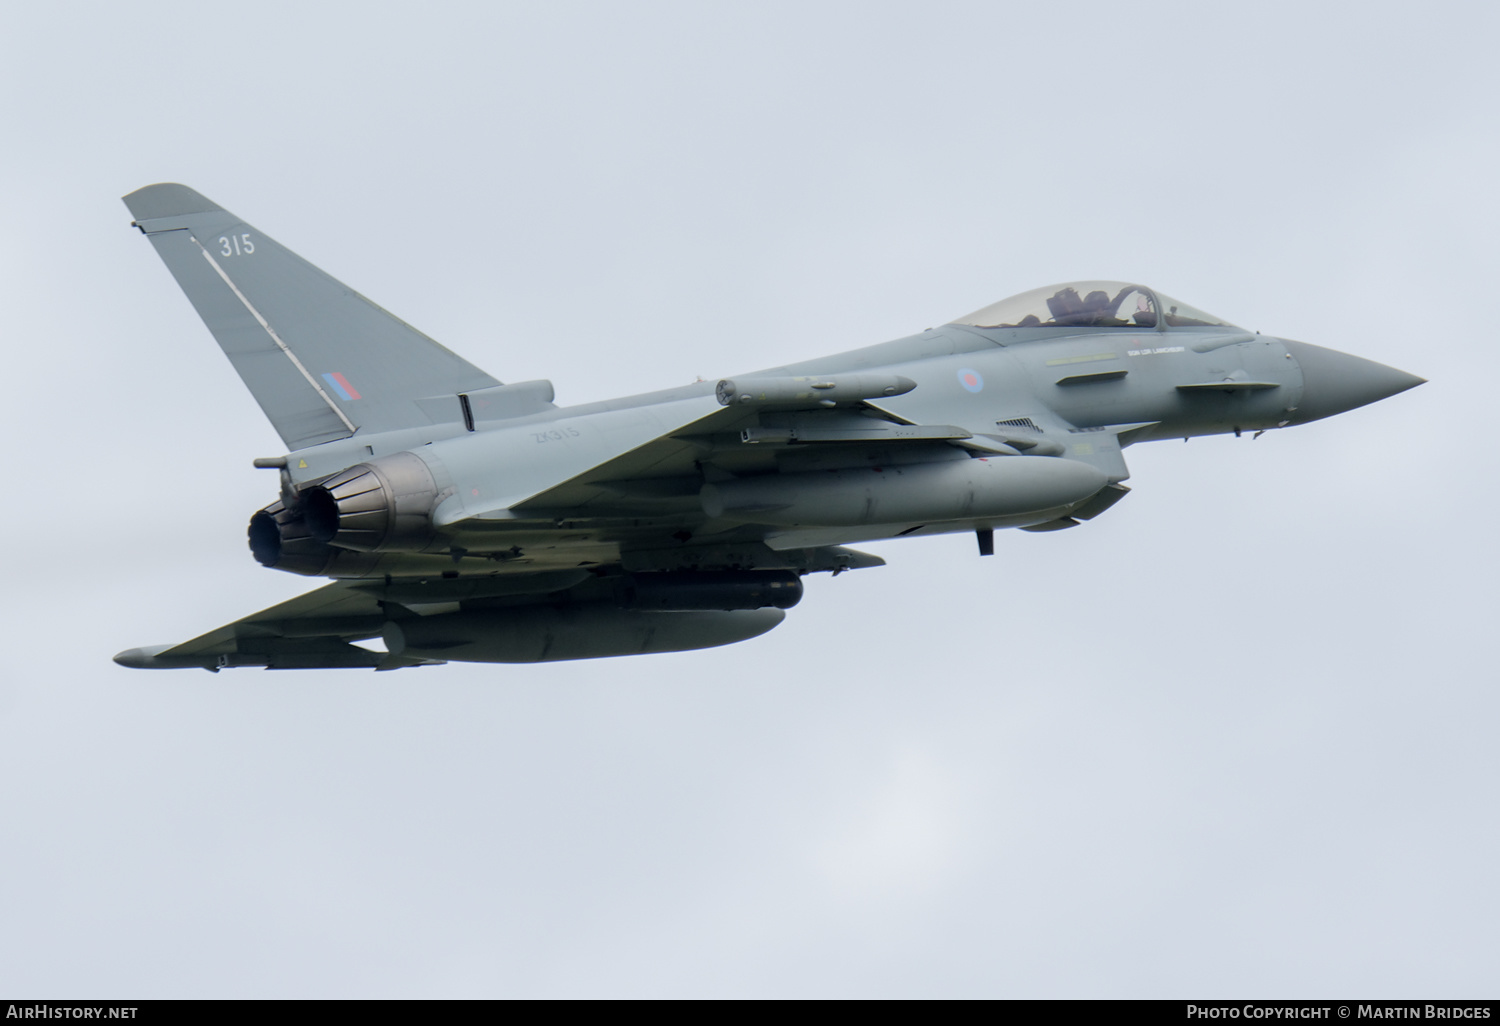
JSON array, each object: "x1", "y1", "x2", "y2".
[{"x1": 113, "y1": 184, "x2": 1424, "y2": 671}]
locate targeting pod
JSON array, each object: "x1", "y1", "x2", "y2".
[{"x1": 622, "y1": 570, "x2": 803, "y2": 611}]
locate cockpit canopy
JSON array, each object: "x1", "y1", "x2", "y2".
[{"x1": 951, "y1": 281, "x2": 1237, "y2": 330}]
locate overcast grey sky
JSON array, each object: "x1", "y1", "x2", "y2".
[{"x1": 1, "y1": 0, "x2": 1495, "y2": 998}]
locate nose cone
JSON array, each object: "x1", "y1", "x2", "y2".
[{"x1": 1282, "y1": 339, "x2": 1425, "y2": 424}]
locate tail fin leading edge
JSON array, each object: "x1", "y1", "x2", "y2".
[{"x1": 123, "y1": 183, "x2": 502, "y2": 451}]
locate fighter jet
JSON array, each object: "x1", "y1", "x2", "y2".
[{"x1": 113, "y1": 184, "x2": 1424, "y2": 671}]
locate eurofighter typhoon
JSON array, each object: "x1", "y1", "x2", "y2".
[{"x1": 114, "y1": 184, "x2": 1424, "y2": 671}]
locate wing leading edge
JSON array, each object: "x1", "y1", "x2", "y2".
[{"x1": 112, "y1": 581, "x2": 441, "y2": 671}]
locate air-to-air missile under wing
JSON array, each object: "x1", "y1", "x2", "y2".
[{"x1": 112, "y1": 184, "x2": 1425, "y2": 671}]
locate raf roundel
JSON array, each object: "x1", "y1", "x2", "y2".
[{"x1": 958, "y1": 368, "x2": 984, "y2": 393}]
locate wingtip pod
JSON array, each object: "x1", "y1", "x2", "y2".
[
  {"x1": 113, "y1": 644, "x2": 196, "y2": 670},
  {"x1": 121, "y1": 183, "x2": 225, "y2": 223}
]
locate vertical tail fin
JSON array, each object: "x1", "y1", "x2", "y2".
[{"x1": 123, "y1": 183, "x2": 503, "y2": 450}]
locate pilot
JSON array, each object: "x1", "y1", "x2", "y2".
[
  {"x1": 1046, "y1": 287, "x2": 1084, "y2": 323},
  {"x1": 1082, "y1": 290, "x2": 1112, "y2": 324}
]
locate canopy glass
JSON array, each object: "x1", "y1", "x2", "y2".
[{"x1": 951, "y1": 282, "x2": 1237, "y2": 330}]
